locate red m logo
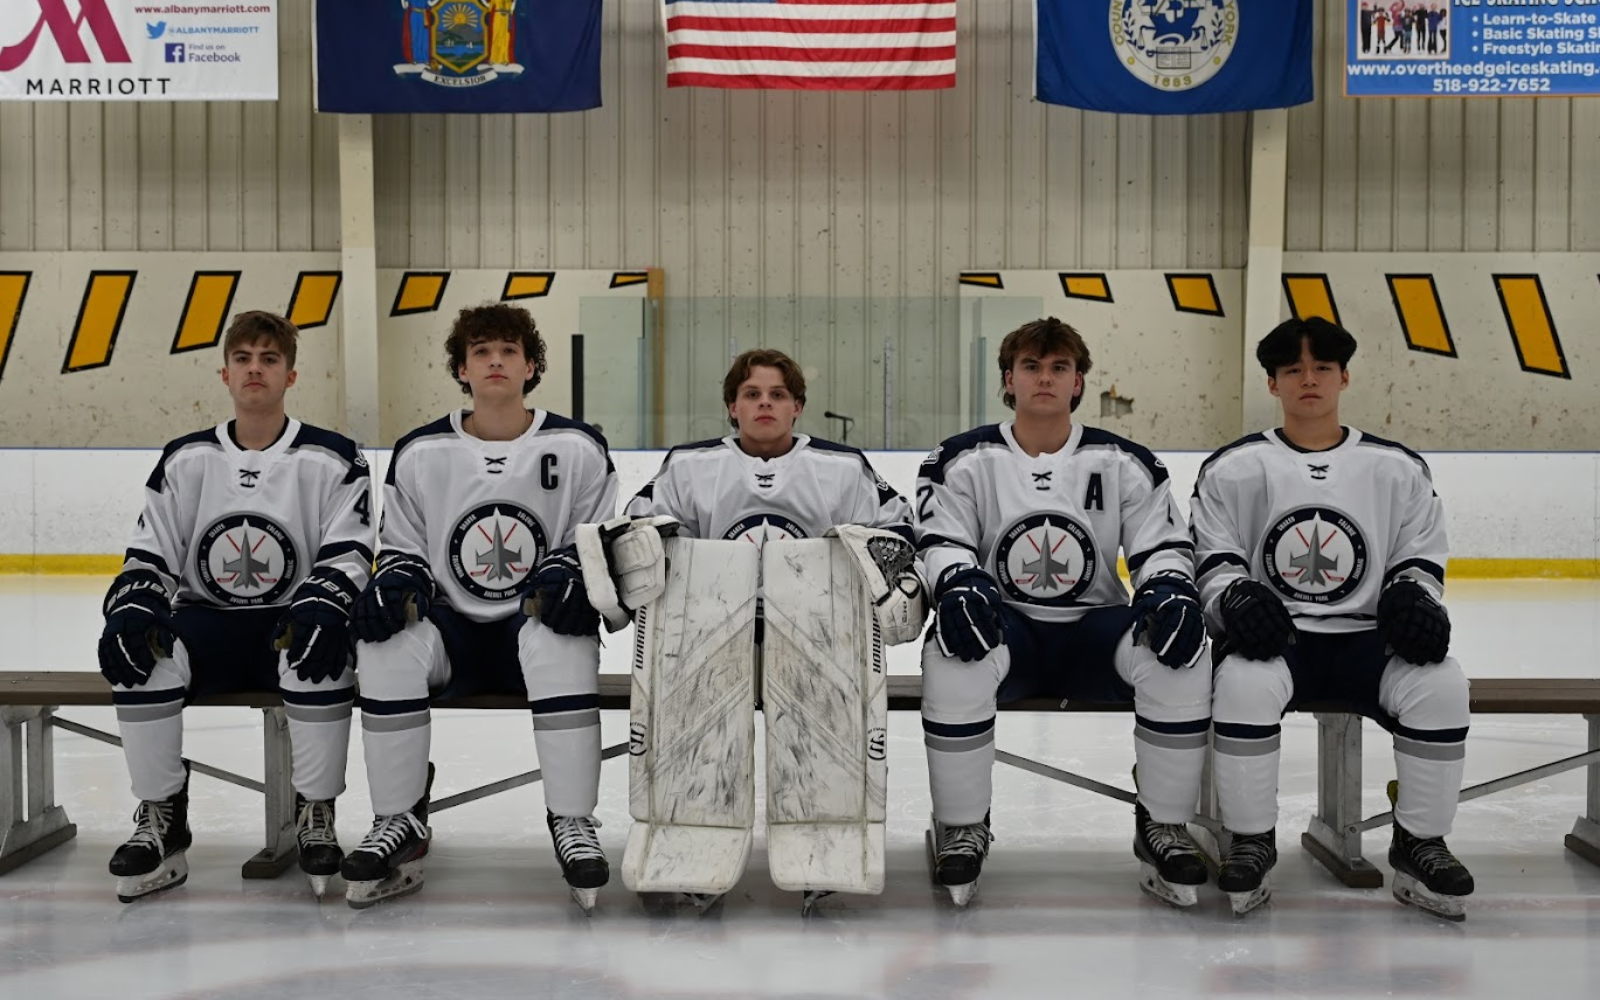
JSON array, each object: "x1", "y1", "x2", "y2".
[{"x1": 0, "y1": 0, "x2": 131, "y2": 72}]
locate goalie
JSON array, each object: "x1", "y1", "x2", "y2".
[{"x1": 577, "y1": 349, "x2": 923, "y2": 909}]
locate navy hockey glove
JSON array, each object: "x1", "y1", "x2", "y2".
[
  {"x1": 98, "y1": 570, "x2": 176, "y2": 688},
  {"x1": 1377, "y1": 579, "x2": 1451, "y2": 665},
  {"x1": 1131, "y1": 573, "x2": 1206, "y2": 669},
  {"x1": 1219, "y1": 579, "x2": 1296, "y2": 661},
  {"x1": 933, "y1": 566, "x2": 1004, "y2": 662},
  {"x1": 522, "y1": 548, "x2": 601, "y2": 637},
  {"x1": 352, "y1": 555, "x2": 433, "y2": 645},
  {"x1": 271, "y1": 569, "x2": 359, "y2": 684}
]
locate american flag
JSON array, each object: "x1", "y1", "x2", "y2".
[{"x1": 663, "y1": 1, "x2": 957, "y2": 91}]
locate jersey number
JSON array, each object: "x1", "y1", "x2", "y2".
[
  {"x1": 354, "y1": 491, "x2": 372, "y2": 527},
  {"x1": 915, "y1": 484, "x2": 934, "y2": 521}
]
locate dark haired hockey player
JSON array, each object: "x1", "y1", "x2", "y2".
[
  {"x1": 99, "y1": 311, "x2": 373, "y2": 901},
  {"x1": 915, "y1": 318, "x2": 1212, "y2": 907},
  {"x1": 1190, "y1": 316, "x2": 1473, "y2": 920},
  {"x1": 344, "y1": 303, "x2": 618, "y2": 911}
]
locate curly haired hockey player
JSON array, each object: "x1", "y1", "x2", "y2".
[
  {"x1": 1190, "y1": 317, "x2": 1473, "y2": 920},
  {"x1": 99, "y1": 311, "x2": 373, "y2": 901},
  {"x1": 344, "y1": 304, "x2": 618, "y2": 911},
  {"x1": 914, "y1": 318, "x2": 1212, "y2": 908}
]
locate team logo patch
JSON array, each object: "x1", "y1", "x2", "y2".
[
  {"x1": 448, "y1": 502, "x2": 548, "y2": 602},
  {"x1": 995, "y1": 513, "x2": 1096, "y2": 605},
  {"x1": 1112, "y1": 0, "x2": 1236, "y2": 92},
  {"x1": 1262, "y1": 506, "x2": 1368, "y2": 604},
  {"x1": 722, "y1": 514, "x2": 808, "y2": 545},
  {"x1": 197, "y1": 514, "x2": 298, "y2": 606}
]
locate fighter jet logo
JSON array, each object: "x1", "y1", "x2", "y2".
[
  {"x1": 197, "y1": 514, "x2": 297, "y2": 606},
  {"x1": 1263, "y1": 506, "x2": 1368, "y2": 605},
  {"x1": 995, "y1": 513, "x2": 1096, "y2": 606},
  {"x1": 449, "y1": 502, "x2": 548, "y2": 602}
]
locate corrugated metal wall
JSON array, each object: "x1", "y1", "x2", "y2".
[
  {"x1": 0, "y1": 0, "x2": 337, "y2": 253},
  {"x1": 1287, "y1": 0, "x2": 1600, "y2": 252}
]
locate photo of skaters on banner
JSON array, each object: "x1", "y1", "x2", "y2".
[{"x1": 1355, "y1": 1, "x2": 1449, "y2": 60}]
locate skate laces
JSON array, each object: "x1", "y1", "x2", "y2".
[
  {"x1": 125, "y1": 798, "x2": 175, "y2": 854},
  {"x1": 1407, "y1": 834, "x2": 1463, "y2": 873},
  {"x1": 1226, "y1": 833, "x2": 1274, "y2": 869},
  {"x1": 939, "y1": 822, "x2": 992, "y2": 860},
  {"x1": 551, "y1": 815, "x2": 604, "y2": 862},
  {"x1": 355, "y1": 811, "x2": 428, "y2": 855},
  {"x1": 296, "y1": 799, "x2": 338, "y2": 849},
  {"x1": 1144, "y1": 821, "x2": 1203, "y2": 860}
]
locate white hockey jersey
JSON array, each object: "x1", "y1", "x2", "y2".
[
  {"x1": 122, "y1": 419, "x2": 374, "y2": 610},
  {"x1": 1188, "y1": 427, "x2": 1447, "y2": 634},
  {"x1": 624, "y1": 433, "x2": 912, "y2": 545},
  {"x1": 914, "y1": 422, "x2": 1194, "y2": 623},
  {"x1": 381, "y1": 408, "x2": 619, "y2": 623}
]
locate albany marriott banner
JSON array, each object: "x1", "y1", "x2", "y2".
[{"x1": 0, "y1": 1, "x2": 278, "y2": 101}]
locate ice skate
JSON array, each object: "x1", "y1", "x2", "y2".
[
  {"x1": 342, "y1": 764, "x2": 433, "y2": 910},
  {"x1": 1133, "y1": 802, "x2": 1207, "y2": 908},
  {"x1": 294, "y1": 794, "x2": 341, "y2": 899},
  {"x1": 927, "y1": 813, "x2": 991, "y2": 907},
  {"x1": 549, "y1": 811, "x2": 609, "y2": 913},
  {"x1": 108, "y1": 775, "x2": 193, "y2": 904},
  {"x1": 1217, "y1": 829, "x2": 1276, "y2": 916},
  {"x1": 1389, "y1": 823, "x2": 1473, "y2": 922}
]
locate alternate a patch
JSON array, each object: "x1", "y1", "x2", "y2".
[
  {"x1": 197, "y1": 514, "x2": 297, "y2": 606},
  {"x1": 722, "y1": 514, "x2": 808, "y2": 545},
  {"x1": 995, "y1": 513, "x2": 1096, "y2": 605},
  {"x1": 449, "y1": 502, "x2": 547, "y2": 601},
  {"x1": 1112, "y1": 0, "x2": 1236, "y2": 92},
  {"x1": 1262, "y1": 506, "x2": 1368, "y2": 604}
]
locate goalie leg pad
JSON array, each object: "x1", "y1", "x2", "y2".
[
  {"x1": 762, "y1": 537, "x2": 888, "y2": 896},
  {"x1": 621, "y1": 537, "x2": 759, "y2": 896}
]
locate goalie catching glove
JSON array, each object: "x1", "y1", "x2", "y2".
[
  {"x1": 571, "y1": 515, "x2": 681, "y2": 630},
  {"x1": 825, "y1": 524, "x2": 928, "y2": 646}
]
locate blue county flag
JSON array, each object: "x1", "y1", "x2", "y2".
[
  {"x1": 315, "y1": 1, "x2": 602, "y2": 114},
  {"x1": 1036, "y1": 1, "x2": 1314, "y2": 115}
]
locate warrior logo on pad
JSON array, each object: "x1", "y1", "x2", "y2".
[
  {"x1": 995, "y1": 513, "x2": 1096, "y2": 606},
  {"x1": 449, "y1": 502, "x2": 547, "y2": 601},
  {"x1": 1262, "y1": 505, "x2": 1368, "y2": 604},
  {"x1": 197, "y1": 514, "x2": 297, "y2": 606}
]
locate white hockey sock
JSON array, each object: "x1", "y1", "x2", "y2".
[
  {"x1": 1212, "y1": 722, "x2": 1282, "y2": 835},
  {"x1": 115, "y1": 689, "x2": 187, "y2": 802},
  {"x1": 1393, "y1": 737, "x2": 1466, "y2": 838},
  {"x1": 283, "y1": 694, "x2": 354, "y2": 803},
  {"x1": 923, "y1": 717, "x2": 995, "y2": 826},
  {"x1": 1132, "y1": 719, "x2": 1209, "y2": 824},
  {"x1": 531, "y1": 696, "x2": 601, "y2": 817},
  {"x1": 360, "y1": 704, "x2": 431, "y2": 816}
]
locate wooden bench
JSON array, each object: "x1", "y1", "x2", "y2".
[{"x1": 3, "y1": 671, "x2": 1597, "y2": 889}]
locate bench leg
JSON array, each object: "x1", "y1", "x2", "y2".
[
  {"x1": 241, "y1": 707, "x2": 298, "y2": 879},
  {"x1": 1301, "y1": 712, "x2": 1383, "y2": 888},
  {"x1": 1565, "y1": 713, "x2": 1600, "y2": 868},
  {"x1": 0, "y1": 706, "x2": 77, "y2": 875}
]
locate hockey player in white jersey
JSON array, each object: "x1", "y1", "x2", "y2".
[
  {"x1": 915, "y1": 318, "x2": 1212, "y2": 908},
  {"x1": 1190, "y1": 317, "x2": 1473, "y2": 920},
  {"x1": 597, "y1": 349, "x2": 921, "y2": 910},
  {"x1": 98, "y1": 312, "x2": 373, "y2": 901},
  {"x1": 344, "y1": 303, "x2": 618, "y2": 911}
]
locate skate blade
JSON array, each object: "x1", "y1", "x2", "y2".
[
  {"x1": 1391, "y1": 872, "x2": 1466, "y2": 922},
  {"x1": 344, "y1": 860, "x2": 425, "y2": 910},
  {"x1": 1227, "y1": 884, "x2": 1272, "y2": 916},
  {"x1": 569, "y1": 886, "x2": 599, "y2": 913},
  {"x1": 942, "y1": 880, "x2": 979, "y2": 908},
  {"x1": 306, "y1": 874, "x2": 331, "y2": 899},
  {"x1": 116, "y1": 852, "x2": 189, "y2": 903},
  {"x1": 1138, "y1": 863, "x2": 1199, "y2": 908}
]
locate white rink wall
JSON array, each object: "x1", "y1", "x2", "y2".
[{"x1": 0, "y1": 447, "x2": 1595, "y2": 565}]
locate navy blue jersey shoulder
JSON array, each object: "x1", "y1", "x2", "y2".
[
  {"x1": 146, "y1": 426, "x2": 221, "y2": 493},
  {"x1": 807, "y1": 436, "x2": 902, "y2": 502},
  {"x1": 1194, "y1": 432, "x2": 1269, "y2": 488},
  {"x1": 1356, "y1": 430, "x2": 1430, "y2": 474},
  {"x1": 539, "y1": 411, "x2": 615, "y2": 473},
  {"x1": 664, "y1": 437, "x2": 725, "y2": 460},
  {"x1": 1077, "y1": 427, "x2": 1168, "y2": 486},
  {"x1": 919, "y1": 425, "x2": 1005, "y2": 485},
  {"x1": 289, "y1": 423, "x2": 368, "y2": 483},
  {"x1": 388, "y1": 415, "x2": 455, "y2": 485}
]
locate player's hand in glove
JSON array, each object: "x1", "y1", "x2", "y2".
[
  {"x1": 352, "y1": 555, "x2": 433, "y2": 644},
  {"x1": 1219, "y1": 579, "x2": 1296, "y2": 661},
  {"x1": 98, "y1": 571, "x2": 176, "y2": 688},
  {"x1": 271, "y1": 570, "x2": 358, "y2": 684},
  {"x1": 933, "y1": 566, "x2": 1004, "y2": 662},
  {"x1": 1377, "y1": 578, "x2": 1451, "y2": 665},
  {"x1": 1131, "y1": 572, "x2": 1206, "y2": 668},
  {"x1": 522, "y1": 547, "x2": 601, "y2": 637}
]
